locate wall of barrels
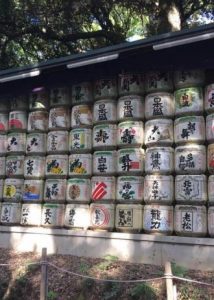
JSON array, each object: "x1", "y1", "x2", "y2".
[{"x1": 0, "y1": 69, "x2": 214, "y2": 237}]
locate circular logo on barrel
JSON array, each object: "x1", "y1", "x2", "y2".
[{"x1": 91, "y1": 205, "x2": 110, "y2": 227}]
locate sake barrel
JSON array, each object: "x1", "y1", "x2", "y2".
[
  {"x1": 0, "y1": 113, "x2": 8, "y2": 132},
  {"x1": 175, "y1": 175, "x2": 207, "y2": 205},
  {"x1": 117, "y1": 95, "x2": 144, "y2": 121},
  {"x1": 0, "y1": 134, "x2": 7, "y2": 155},
  {"x1": 93, "y1": 99, "x2": 117, "y2": 124},
  {"x1": 174, "y1": 205, "x2": 207, "y2": 237},
  {"x1": 6, "y1": 155, "x2": 24, "y2": 178},
  {"x1": 117, "y1": 121, "x2": 144, "y2": 148},
  {"x1": 94, "y1": 77, "x2": 118, "y2": 100},
  {"x1": 208, "y1": 144, "x2": 214, "y2": 174},
  {"x1": 0, "y1": 95, "x2": 10, "y2": 112},
  {"x1": 44, "y1": 179, "x2": 66, "y2": 202},
  {"x1": 0, "y1": 157, "x2": 5, "y2": 178},
  {"x1": 174, "y1": 87, "x2": 203, "y2": 116},
  {"x1": 93, "y1": 124, "x2": 117, "y2": 150},
  {"x1": 69, "y1": 153, "x2": 92, "y2": 177},
  {"x1": 49, "y1": 107, "x2": 70, "y2": 130},
  {"x1": 7, "y1": 132, "x2": 26, "y2": 154},
  {"x1": 72, "y1": 81, "x2": 93, "y2": 105},
  {"x1": 93, "y1": 151, "x2": 117, "y2": 176},
  {"x1": 1, "y1": 202, "x2": 21, "y2": 225},
  {"x1": 24, "y1": 156, "x2": 45, "y2": 179},
  {"x1": 27, "y1": 111, "x2": 48, "y2": 132},
  {"x1": 90, "y1": 203, "x2": 115, "y2": 231},
  {"x1": 143, "y1": 204, "x2": 173, "y2": 235},
  {"x1": 116, "y1": 176, "x2": 144, "y2": 203},
  {"x1": 145, "y1": 92, "x2": 174, "y2": 120},
  {"x1": 3, "y1": 178, "x2": 24, "y2": 202},
  {"x1": 145, "y1": 147, "x2": 174, "y2": 174},
  {"x1": 145, "y1": 71, "x2": 173, "y2": 93},
  {"x1": 117, "y1": 148, "x2": 144, "y2": 175},
  {"x1": 47, "y1": 131, "x2": 69, "y2": 154},
  {"x1": 208, "y1": 207, "x2": 214, "y2": 237},
  {"x1": 144, "y1": 175, "x2": 173, "y2": 204},
  {"x1": 29, "y1": 87, "x2": 49, "y2": 111},
  {"x1": 204, "y1": 83, "x2": 214, "y2": 113},
  {"x1": 41, "y1": 203, "x2": 65, "y2": 228},
  {"x1": 115, "y1": 204, "x2": 143, "y2": 233},
  {"x1": 173, "y1": 70, "x2": 205, "y2": 89},
  {"x1": 0, "y1": 179, "x2": 4, "y2": 200},
  {"x1": 175, "y1": 145, "x2": 206, "y2": 175},
  {"x1": 45, "y1": 155, "x2": 68, "y2": 178},
  {"x1": 26, "y1": 133, "x2": 47, "y2": 155},
  {"x1": 91, "y1": 176, "x2": 116, "y2": 202},
  {"x1": 144, "y1": 119, "x2": 173, "y2": 146},
  {"x1": 66, "y1": 178, "x2": 90, "y2": 203},
  {"x1": 10, "y1": 93, "x2": 28, "y2": 111},
  {"x1": 64, "y1": 204, "x2": 90, "y2": 229},
  {"x1": 208, "y1": 175, "x2": 214, "y2": 204},
  {"x1": 174, "y1": 116, "x2": 205, "y2": 145},
  {"x1": 118, "y1": 72, "x2": 144, "y2": 96},
  {"x1": 8, "y1": 111, "x2": 27, "y2": 131},
  {"x1": 206, "y1": 114, "x2": 214, "y2": 143},
  {"x1": 71, "y1": 104, "x2": 92, "y2": 128},
  {"x1": 23, "y1": 179, "x2": 44, "y2": 202},
  {"x1": 50, "y1": 86, "x2": 70, "y2": 107},
  {"x1": 69, "y1": 128, "x2": 92, "y2": 152},
  {"x1": 20, "y1": 203, "x2": 42, "y2": 226}
]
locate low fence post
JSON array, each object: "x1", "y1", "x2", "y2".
[
  {"x1": 40, "y1": 247, "x2": 48, "y2": 300},
  {"x1": 165, "y1": 261, "x2": 174, "y2": 300}
]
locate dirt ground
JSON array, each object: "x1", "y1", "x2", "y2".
[{"x1": 0, "y1": 249, "x2": 213, "y2": 300}]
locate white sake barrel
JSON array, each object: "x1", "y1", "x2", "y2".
[
  {"x1": 44, "y1": 179, "x2": 66, "y2": 202},
  {"x1": 29, "y1": 87, "x2": 49, "y2": 111},
  {"x1": 47, "y1": 131, "x2": 69, "y2": 154},
  {"x1": 143, "y1": 204, "x2": 173, "y2": 235},
  {"x1": 174, "y1": 87, "x2": 203, "y2": 116},
  {"x1": 144, "y1": 175, "x2": 173, "y2": 204},
  {"x1": 26, "y1": 133, "x2": 47, "y2": 155},
  {"x1": 174, "y1": 116, "x2": 205, "y2": 145},
  {"x1": 10, "y1": 94, "x2": 28, "y2": 111},
  {"x1": 0, "y1": 157, "x2": 5, "y2": 178},
  {"x1": 0, "y1": 134, "x2": 7, "y2": 155},
  {"x1": 118, "y1": 73, "x2": 144, "y2": 96},
  {"x1": 27, "y1": 111, "x2": 48, "y2": 132},
  {"x1": 0, "y1": 113, "x2": 8, "y2": 132},
  {"x1": 94, "y1": 77, "x2": 118, "y2": 100},
  {"x1": 46, "y1": 155, "x2": 68, "y2": 178},
  {"x1": 8, "y1": 111, "x2": 27, "y2": 131},
  {"x1": 93, "y1": 99, "x2": 117, "y2": 124},
  {"x1": 0, "y1": 179, "x2": 4, "y2": 200},
  {"x1": 204, "y1": 83, "x2": 214, "y2": 113},
  {"x1": 24, "y1": 156, "x2": 45, "y2": 179},
  {"x1": 175, "y1": 145, "x2": 206, "y2": 174},
  {"x1": 69, "y1": 128, "x2": 92, "y2": 152},
  {"x1": 90, "y1": 203, "x2": 115, "y2": 231},
  {"x1": 72, "y1": 81, "x2": 93, "y2": 105},
  {"x1": 93, "y1": 151, "x2": 117, "y2": 176},
  {"x1": 23, "y1": 180, "x2": 44, "y2": 202},
  {"x1": 71, "y1": 104, "x2": 92, "y2": 128},
  {"x1": 117, "y1": 148, "x2": 144, "y2": 175},
  {"x1": 145, "y1": 119, "x2": 173, "y2": 146},
  {"x1": 145, "y1": 147, "x2": 174, "y2": 174},
  {"x1": 116, "y1": 176, "x2": 144, "y2": 203},
  {"x1": 91, "y1": 176, "x2": 115, "y2": 202},
  {"x1": 3, "y1": 178, "x2": 24, "y2": 202},
  {"x1": 6, "y1": 155, "x2": 23, "y2": 178},
  {"x1": 117, "y1": 95, "x2": 144, "y2": 121},
  {"x1": 208, "y1": 175, "x2": 214, "y2": 204},
  {"x1": 145, "y1": 71, "x2": 173, "y2": 93},
  {"x1": 1, "y1": 202, "x2": 21, "y2": 225},
  {"x1": 49, "y1": 107, "x2": 70, "y2": 130},
  {"x1": 93, "y1": 124, "x2": 117, "y2": 149},
  {"x1": 69, "y1": 153, "x2": 92, "y2": 177},
  {"x1": 173, "y1": 70, "x2": 205, "y2": 89},
  {"x1": 208, "y1": 207, "x2": 214, "y2": 237},
  {"x1": 66, "y1": 178, "x2": 90, "y2": 203},
  {"x1": 174, "y1": 205, "x2": 207, "y2": 237},
  {"x1": 206, "y1": 114, "x2": 214, "y2": 143},
  {"x1": 50, "y1": 86, "x2": 70, "y2": 107},
  {"x1": 41, "y1": 203, "x2": 65, "y2": 227},
  {"x1": 115, "y1": 204, "x2": 143, "y2": 233},
  {"x1": 64, "y1": 204, "x2": 90, "y2": 229},
  {"x1": 145, "y1": 92, "x2": 174, "y2": 120},
  {"x1": 175, "y1": 175, "x2": 207, "y2": 205},
  {"x1": 20, "y1": 203, "x2": 42, "y2": 226},
  {"x1": 7, "y1": 132, "x2": 26, "y2": 154},
  {"x1": 117, "y1": 121, "x2": 144, "y2": 148},
  {"x1": 0, "y1": 95, "x2": 10, "y2": 112}
]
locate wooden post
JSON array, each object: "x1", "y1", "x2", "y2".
[
  {"x1": 40, "y1": 248, "x2": 48, "y2": 300},
  {"x1": 165, "y1": 261, "x2": 174, "y2": 300}
]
